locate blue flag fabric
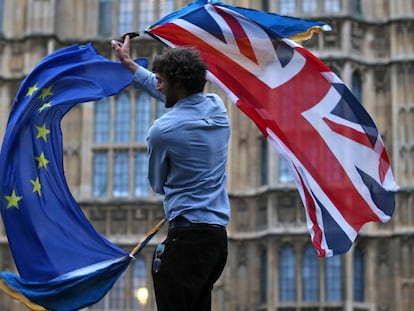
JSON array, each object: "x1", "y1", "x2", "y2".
[
  {"x1": 0, "y1": 258, "x2": 129, "y2": 311},
  {"x1": 0, "y1": 43, "x2": 146, "y2": 310}
]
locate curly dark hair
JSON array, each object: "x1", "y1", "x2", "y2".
[{"x1": 152, "y1": 47, "x2": 208, "y2": 94}]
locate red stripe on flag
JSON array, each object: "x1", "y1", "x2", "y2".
[
  {"x1": 214, "y1": 6, "x2": 259, "y2": 65},
  {"x1": 379, "y1": 147, "x2": 390, "y2": 183},
  {"x1": 323, "y1": 117, "x2": 373, "y2": 148}
]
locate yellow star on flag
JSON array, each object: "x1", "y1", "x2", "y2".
[
  {"x1": 31, "y1": 177, "x2": 42, "y2": 196},
  {"x1": 4, "y1": 189, "x2": 23, "y2": 209},
  {"x1": 26, "y1": 83, "x2": 39, "y2": 97},
  {"x1": 36, "y1": 123, "x2": 51, "y2": 142},
  {"x1": 35, "y1": 152, "x2": 50, "y2": 169},
  {"x1": 38, "y1": 85, "x2": 54, "y2": 101},
  {"x1": 38, "y1": 101, "x2": 53, "y2": 112}
]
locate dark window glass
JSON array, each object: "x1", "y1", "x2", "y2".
[
  {"x1": 92, "y1": 151, "x2": 108, "y2": 197},
  {"x1": 302, "y1": 245, "x2": 319, "y2": 302},
  {"x1": 260, "y1": 249, "x2": 268, "y2": 303},
  {"x1": 353, "y1": 247, "x2": 364, "y2": 302},
  {"x1": 94, "y1": 97, "x2": 110, "y2": 143},
  {"x1": 98, "y1": 0, "x2": 113, "y2": 37},
  {"x1": 325, "y1": 256, "x2": 342, "y2": 302},
  {"x1": 279, "y1": 245, "x2": 297, "y2": 302},
  {"x1": 115, "y1": 92, "x2": 130, "y2": 143}
]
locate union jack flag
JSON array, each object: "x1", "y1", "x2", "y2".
[{"x1": 146, "y1": 0, "x2": 399, "y2": 256}]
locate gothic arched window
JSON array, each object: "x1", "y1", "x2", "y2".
[
  {"x1": 260, "y1": 248, "x2": 268, "y2": 304},
  {"x1": 325, "y1": 255, "x2": 343, "y2": 302},
  {"x1": 135, "y1": 92, "x2": 151, "y2": 143},
  {"x1": 115, "y1": 92, "x2": 131, "y2": 143},
  {"x1": 279, "y1": 244, "x2": 297, "y2": 302},
  {"x1": 94, "y1": 97, "x2": 110, "y2": 143},
  {"x1": 353, "y1": 246, "x2": 365, "y2": 302},
  {"x1": 118, "y1": 0, "x2": 134, "y2": 35},
  {"x1": 302, "y1": 245, "x2": 319, "y2": 302}
]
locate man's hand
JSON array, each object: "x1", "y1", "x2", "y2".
[{"x1": 111, "y1": 35, "x2": 139, "y2": 73}]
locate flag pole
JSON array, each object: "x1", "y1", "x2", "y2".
[
  {"x1": 0, "y1": 280, "x2": 47, "y2": 311},
  {"x1": 130, "y1": 218, "x2": 166, "y2": 257}
]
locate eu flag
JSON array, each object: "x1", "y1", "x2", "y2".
[{"x1": 0, "y1": 44, "x2": 146, "y2": 310}]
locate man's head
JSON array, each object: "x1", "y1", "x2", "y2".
[{"x1": 152, "y1": 47, "x2": 208, "y2": 108}]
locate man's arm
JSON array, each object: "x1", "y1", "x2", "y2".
[
  {"x1": 111, "y1": 35, "x2": 164, "y2": 101},
  {"x1": 132, "y1": 68, "x2": 164, "y2": 101},
  {"x1": 147, "y1": 123, "x2": 169, "y2": 195}
]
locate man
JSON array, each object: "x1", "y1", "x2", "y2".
[{"x1": 111, "y1": 35, "x2": 231, "y2": 311}]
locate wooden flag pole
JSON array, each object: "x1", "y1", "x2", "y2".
[{"x1": 130, "y1": 218, "x2": 166, "y2": 257}]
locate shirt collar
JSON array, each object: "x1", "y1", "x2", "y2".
[{"x1": 173, "y1": 93, "x2": 205, "y2": 108}]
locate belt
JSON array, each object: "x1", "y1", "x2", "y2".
[{"x1": 168, "y1": 216, "x2": 225, "y2": 232}]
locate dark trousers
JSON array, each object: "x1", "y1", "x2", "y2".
[{"x1": 152, "y1": 224, "x2": 228, "y2": 311}]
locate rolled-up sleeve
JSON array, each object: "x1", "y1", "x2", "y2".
[{"x1": 146, "y1": 122, "x2": 169, "y2": 195}]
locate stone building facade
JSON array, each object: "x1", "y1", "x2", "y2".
[{"x1": 0, "y1": 0, "x2": 413, "y2": 310}]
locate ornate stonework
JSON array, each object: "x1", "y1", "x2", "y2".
[{"x1": 0, "y1": 0, "x2": 413, "y2": 310}]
